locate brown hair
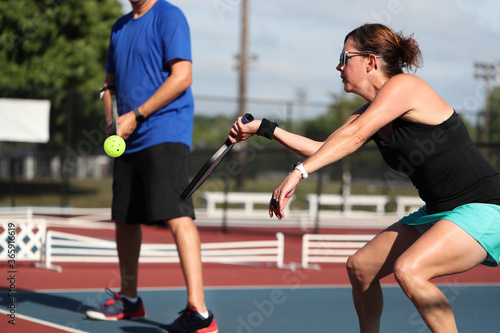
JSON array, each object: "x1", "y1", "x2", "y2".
[{"x1": 345, "y1": 23, "x2": 423, "y2": 77}]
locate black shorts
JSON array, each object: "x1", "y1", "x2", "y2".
[{"x1": 112, "y1": 142, "x2": 195, "y2": 225}]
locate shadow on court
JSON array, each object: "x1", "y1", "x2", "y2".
[
  {"x1": 0, "y1": 288, "x2": 92, "y2": 314},
  {"x1": 2, "y1": 285, "x2": 499, "y2": 333}
]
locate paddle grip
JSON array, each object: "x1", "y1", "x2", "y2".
[{"x1": 242, "y1": 113, "x2": 254, "y2": 124}]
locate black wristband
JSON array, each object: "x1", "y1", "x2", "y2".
[
  {"x1": 99, "y1": 85, "x2": 115, "y2": 93},
  {"x1": 256, "y1": 118, "x2": 279, "y2": 140}
]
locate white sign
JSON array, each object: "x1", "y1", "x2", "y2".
[{"x1": 0, "y1": 98, "x2": 51, "y2": 143}]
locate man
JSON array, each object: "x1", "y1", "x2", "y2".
[{"x1": 86, "y1": 1, "x2": 218, "y2": 332}]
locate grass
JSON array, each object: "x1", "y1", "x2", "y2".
[{"x1": 0, "y1": 178, "x2": 113, "y2": 208}]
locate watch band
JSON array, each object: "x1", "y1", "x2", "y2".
[
  {"x1": 134, "y1": 108, "x2": 145, "y2": 122},
  {"x1": 293, "y1": 162, "x2": 308, "y2": 179}
]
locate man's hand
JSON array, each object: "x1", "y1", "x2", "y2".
[{"x1": 117, "y1": 111, "x2": 139, "y2": 139}]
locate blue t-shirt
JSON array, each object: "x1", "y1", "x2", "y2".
[{"x1": 106, "y1": 0, "x2": 194, "y2": 152}]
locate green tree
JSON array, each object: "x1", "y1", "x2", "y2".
[
  {"x1": 304, "y1": 93, "x2": 366, "y2": 141},
  {"x1": 0, "y1": 0, "x2": 121, "y2": 89},
  {"x1": 0, "y1": 0, "x2": 123, "y2": 150},
  {"x1": 191, "y1": 115, "x2": 235, "y2": 150},
  {"x1": 304, "y1": 93, "x2": 385, "y2": 183},
  {"x1": 483, "y1": 85, "x2": 500, "y2": 169},
  {"x1": 488, "y1": 85, "x2": 500, "y2": 143}
]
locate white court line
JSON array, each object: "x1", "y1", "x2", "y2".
[
  {"x1": 0, "y1": 309, "x2": 89, "y2": 333},
  {"x1": 28, "y1": 281, "x2": 500, "y2": 294}
]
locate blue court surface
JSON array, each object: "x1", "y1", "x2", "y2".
[{"x1": 4, "y1": 284, "x2": 500, "y2": 332}]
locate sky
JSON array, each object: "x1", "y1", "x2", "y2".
[{"x1": 116, "y1": 0, "x2": 500, "y2": 121}]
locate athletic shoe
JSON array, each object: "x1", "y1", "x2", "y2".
[
  {"x1": 86, "y1": 289, "x2": 147, "y2": 321},
  {"x1": 157, "y1": 306, "x2": 219, "y2": 333}
]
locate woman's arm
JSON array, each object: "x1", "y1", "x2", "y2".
[
  {"x1": 300, "y1": 75, "x2": 421, "y2": 175},
  {"x1": 228, "y1": 103, "x2": 369, "y2": 158},
  {"x1": 272, "y1": 75, "x2": 422, "y2": 219}
]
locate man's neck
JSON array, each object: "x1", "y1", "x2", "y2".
[{"x1": 131, "y1": 0, "x2": 157, "y2": 19}]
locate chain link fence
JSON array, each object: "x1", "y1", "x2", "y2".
[{"x1": 1, "y1": 87, "x2": 499, "y2": 210}]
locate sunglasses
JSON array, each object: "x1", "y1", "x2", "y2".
[{"x1": 339, "y1": 51, "x2": 374, "y2": 67}]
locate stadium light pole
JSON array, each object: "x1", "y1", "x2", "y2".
[{"x1": 474, "y1": 62, "x2": 500, "y2": 145}]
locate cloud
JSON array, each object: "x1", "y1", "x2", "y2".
[{"x1": 116, "y1": 0, "x2": 500, "y2": 119}]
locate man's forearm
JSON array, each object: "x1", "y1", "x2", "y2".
[{"x1": 136, "y1": 59, "x2": 192, "y2": 118}]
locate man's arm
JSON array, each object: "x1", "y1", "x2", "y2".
[
  {"x1": 118, "y1": 59, "x2": 192, "y2": 139},
  {"x1": 138, "y1": 59, "x2": 192, "y2": 118},
  {"x1": 101, "y1": 72, "x2": 116, "y2": 137}
]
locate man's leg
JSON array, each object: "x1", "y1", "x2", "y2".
[
  {"x1": 86, "y1": 222, "x2": 145, "y2": 321},
  {"x1": 115, "y1": 222, "x2": 142, "y2": 298},
  {"x1": 166, "y1": 216, "x2": 207, "y2": 313}
]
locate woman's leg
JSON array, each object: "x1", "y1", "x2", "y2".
[
  {"x1": 393, "y1": 219, "x2": 488, "y2": 333},
  {"x1": 347, "y1": 222, "x2": 421, "y2": 333}
]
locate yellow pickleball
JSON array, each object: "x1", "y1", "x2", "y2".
[{"x1": 104, "y1": 135, "x2": 126, "y2": 158}]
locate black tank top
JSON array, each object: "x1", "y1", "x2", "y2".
[{"x1": 373, "y1": 111, "x2": 500, "y2": 214}]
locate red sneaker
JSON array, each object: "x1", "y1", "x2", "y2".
[{"x1": 86, "y1": 289, "x2": 147, "y2": 321}]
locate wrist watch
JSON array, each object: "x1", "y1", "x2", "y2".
[
  {"x1": 293, "y1": 162, "x2": 308, "y2": 179},
  {"x1": 133, "y1": 108, "x2": 145, "y2": 123}
]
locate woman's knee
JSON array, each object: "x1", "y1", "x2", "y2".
[
  {"x1": 393, "y1": 257, "x2": 421, "y2": 294},
  {"x1": 347, "y1": 252, "x2": 378, "y2": 287}
]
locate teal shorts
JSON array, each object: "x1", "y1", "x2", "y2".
[{"x1": 400, "y1": 203, "x2": 500, "y2": 267}]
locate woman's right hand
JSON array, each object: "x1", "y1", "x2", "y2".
[
  {"x1": 269, "y1": 170, "x2": 301, "y2": 220},
  {"x1": 228, "y1": 116, "x2": 261, "y2": 143}
]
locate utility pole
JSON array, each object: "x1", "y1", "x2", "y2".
[
  {"x1": 235, "y1": 0, "x2": 256, "y2": 190},
  {"x1": 237, "y1": 0, "x2": 249, "y2": 121}
]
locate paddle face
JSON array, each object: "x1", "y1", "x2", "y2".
[{"x1": 180, "y1": 113, "x2": 254, "y2": 201}]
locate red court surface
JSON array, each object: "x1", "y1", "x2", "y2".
[
  {"x1": 10, "y1": 223, "x2": 500, "y2": 291},
  {"x1": 2, "y1": 222, "x2": 500, "y2": 333}
]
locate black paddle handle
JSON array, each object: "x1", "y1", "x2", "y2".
[
  {"x1": 225, "y1": 113, "x2": 253, "y2": 144},
  {"x1": 242, "y1": 113, "x2": 254, "y2": 124}
]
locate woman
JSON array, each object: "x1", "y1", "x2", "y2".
[{"x1": 228, "y1": 23, "x2": 500, "y2": 333}]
